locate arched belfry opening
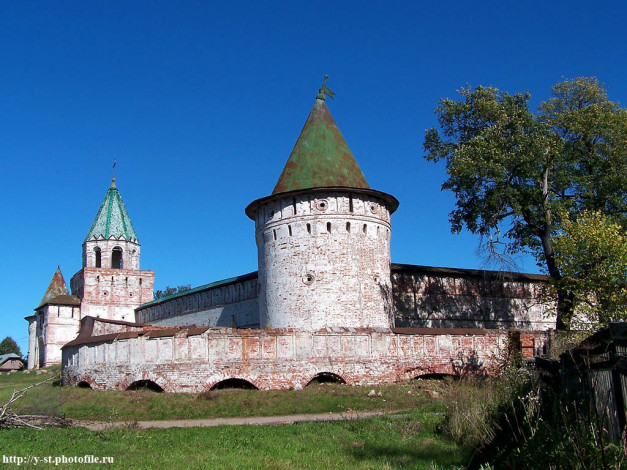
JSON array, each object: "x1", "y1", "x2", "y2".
[
  {"x1": 111, "y1": 247, "x2": 123, "y2": 269},
  {"x1": 94, "y1": 247, "x2": 101, "y2": 268}
]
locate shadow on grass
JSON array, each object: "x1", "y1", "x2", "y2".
[{"x1": 348, "y1": 439, "x2": 468, "y2": 468}]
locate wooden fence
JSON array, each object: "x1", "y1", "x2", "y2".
[{"x1": 559, "y1": 323, "x2": 627, "y2": 443}]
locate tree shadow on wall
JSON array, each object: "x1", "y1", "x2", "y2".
[
  {"x1": 379, "y1": 282, "x2": 396, "y2": 327},
  {"x1": 451, "y1": 350, "x2": 488, "y2": 379},
  {"x1": 392, "y1": 271, "x2": 546, "y2": 329}
]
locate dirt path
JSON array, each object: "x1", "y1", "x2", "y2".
[{"x1": 78, "y1": 410, "x2": 408, "y2": 431}]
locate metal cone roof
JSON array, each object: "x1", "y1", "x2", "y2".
[
  {"x1": 272, "y1": 98, "x2": 370, "y2": 195},
  {"x1": 37, "y1": 267, "x2": 73, "y2": 308},
  {"x1": 85, "y1": 181, "x2": 138, "y2": 243}
]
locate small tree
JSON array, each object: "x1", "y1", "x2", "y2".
[
  {"x1": 553, "y1": 210, "x2": 627, "y2": 329},
  {"x1": 0, "y1": 337, "x2": 22, "y2": 357},
  {"x1": 153, "y1": 285, "x2": 192, "y2": 300}
]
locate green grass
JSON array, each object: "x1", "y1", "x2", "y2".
[
  {"x1": 2, "y1": 368, "x2": 445, "y2": 421},
  {"x1": 0, "y1": 370, "x2": 469, "y2": 468},
  {"x1": 0, "y1": 410, "x2": 468, "y2": 469},
  {"x1": 0, "y1": 368, "x2": 58, "y2": 402}
]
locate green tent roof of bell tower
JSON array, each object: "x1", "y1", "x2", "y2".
[
  {"x1": 272, "y1": 95, "x2": 370, "y2": 195},
  {"x1": 84, "y1": 178, "x2": 139, "y2": 243}
]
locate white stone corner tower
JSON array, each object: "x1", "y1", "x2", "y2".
[
  {"x1": 26, "y1": 267, "x2": 81, "y2": 369},
  {"x1": 70, "y1": 176, "x2": 155, "y2": 322},
  {"x1": 246, "y1": 82, "x2": 399, "y2": 330}
]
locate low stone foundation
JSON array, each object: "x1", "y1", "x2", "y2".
[{"x1": 61, "y1": 317, "x2": 549, "y2": 392}]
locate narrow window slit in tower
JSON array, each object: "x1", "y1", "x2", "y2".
[
  {"x1": 346, "y1": 222, "x2": 351, "y2": 233},
  {"x1": 327, "y1": 222, "x2": 331, "y2": 233},
  {"x1": 349, "y1": 196, "x2": 354, "y2": 212},
  {"x1": 307, "y1": 223, "x2": 311, "y2": 234},
  {"x1": 363, "y1": 224, "x2": 367, "y2": 235},
  {"x1": 273, "y1": 229, "x2": 277, "y2": 241},
  {"x1": 288, "y1": 225, "x2": 292, "y2": 236},
  {"x1": 292, "y1": 198, "x2": 296, "y2": 215}
]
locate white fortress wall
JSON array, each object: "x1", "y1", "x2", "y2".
[{"x1": 135, "y1": 273, "x2": 259, "y2": 328}]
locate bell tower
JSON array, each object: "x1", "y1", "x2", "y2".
[{"x1": 70, "y1": 175, "x2": 155, "y2": 322}]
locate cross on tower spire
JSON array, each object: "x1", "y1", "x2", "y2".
[
  {"x1": 316, "y1": 75, "x2": 335, "y2": 101},
  {"x1": 111, "y1": 158, "x2": 117, "y2": 189}
]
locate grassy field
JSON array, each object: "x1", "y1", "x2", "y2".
[
  {"x1": 2, "y1": 369, "x2": 443, "y2": 422},
  {"x1": 1, "y1": 412, "x2": 468, "y2": 469},
  {"x1": 0, "y1": 369, "x2": 470, "y2": 469}
]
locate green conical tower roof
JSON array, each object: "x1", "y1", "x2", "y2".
[
  {"x1": 37, "y1": 267, "x2": 70, "y2": 308},
  {"x1": 85, "y1": 178, "x2": 139, "y2": 243},
  {"x1": 272, "y1": 95, "x2": 370, "y2": 195}
]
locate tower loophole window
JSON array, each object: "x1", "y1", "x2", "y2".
[
  {"x1": 94, "y1": 247, "x2": 101, "y2": 268},
  {"x1": 315, "y1": 199, "x2": 328, "y2": 211},
  {"x1": 302, "y1": 272, "x2": 316, "y2": 285},
  {"x1": 111, "y1": 247, "x2": 123, "y2": 269}
]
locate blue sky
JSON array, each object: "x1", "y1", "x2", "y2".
[{"x1": 2, "y1": 1, "x2": 626, "y2": 353}]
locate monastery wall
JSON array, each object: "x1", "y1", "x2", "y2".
[
  {"x1": 61, "y1": 318, "x2": 549, "y2": 392},
  {"x1": 133, "y1": 265, "x2": 554, "y2": 332},
  {"x1": 392, "y1": 264, "x2": 555, "y2": 330},
  {"x1": 135, "y1": 274, "x2": 259, "y2": 328}
]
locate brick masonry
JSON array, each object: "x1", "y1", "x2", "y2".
[
  {"x1": 392, "y1": 264, "x2": 555, "y2": 330},
  {"x1": 248, "y1": 189, "x2": 395, "y2": 330},
  {"x1": 28, "y1": 304, "x2": 81, "y2": 368},
  {"x1": 135, "y1": 275, "x2": 258, "y2": 328},
  {"x1": 71, "y1": 267, "x2": 155, "y2": 323},
  {"x1": 62, "y1": 317, "x2": 549, "y2": 391},
  {"x1": 129, "y1": 265, "x2": 554, "y2": 332}
]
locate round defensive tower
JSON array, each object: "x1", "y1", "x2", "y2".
[{"x1": 246, "y1": 82, "x2": 399, "y2": 330}]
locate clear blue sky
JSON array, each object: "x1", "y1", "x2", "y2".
[{"x1": 2, "y1": 1, "x2": 626, "y2": 354}]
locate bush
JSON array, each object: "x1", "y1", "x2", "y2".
[{"x1": 451, "y1": 351, "x2": 627, "y2": 470}]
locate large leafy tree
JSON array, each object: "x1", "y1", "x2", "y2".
[
  {"x1": 424, "y1": 77, "x2": 627, "y2": 329},
  {"x1": 0, "y1": 337, "x2": 22, "y2": 357},
  {"x1": 552, "y1": 210, "x2": 627, "y2": 329}
]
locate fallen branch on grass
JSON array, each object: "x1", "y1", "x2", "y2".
[{"x1": 0, "y1": 375, "x2": 73, "y2": 429}]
